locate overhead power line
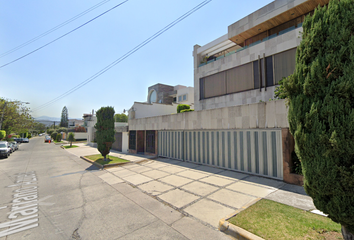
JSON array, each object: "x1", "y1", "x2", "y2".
[
  {"x1": 0, "y1": 0, "x2": 113, "y2": 58},
  {"x1": 0, "y1": 0, "x2": 129, "y2": 69},
  {"x1": 31, "y1": 0, "x2": 212, "y2": 113}
]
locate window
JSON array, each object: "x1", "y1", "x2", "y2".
[
  {"x1": 274, "y1": 48, "x2": 296, "y2": 84},
  {"x1": 178, "y1": 96, "x2": 182, "y2": 102},
  {"x1": 183, "y1": 95, "x2": 187, "y2": 101},
  {"x1": 178, "y1": 94, "x2": 187, "y2": 102},
  {"x1": 146, "y1": 131, "x2": 155, "y2": 153},
  {"x1": 148, "y1": 90, "x2": 157, "y2": 103},
  {"x1": 129, "y1": 131, "x2": 136, "y2": 150}
]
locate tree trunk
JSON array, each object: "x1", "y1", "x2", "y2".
[
  {"x1": 342, "y1": 225, "x2": 354, "y2": 240},
  {"x1": 70, "y1": 141, "x2": 72, "y2": 147}
]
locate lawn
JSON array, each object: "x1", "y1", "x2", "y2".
[
  {"x1": 84, "y1": 154, "x2": 129, "y2": 165},
  {"x1": 228, "y1": 199, "x2": 342, "y2": 240},
  {"x1": 64, "y1": 145, "x2": 79, "y2": 149}
]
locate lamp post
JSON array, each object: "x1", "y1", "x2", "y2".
[{"x1": 0, "y1": 100, "x2": 30, "y2": 130}]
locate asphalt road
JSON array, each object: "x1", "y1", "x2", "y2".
[{"x1": 0, "y1": 137, "x2": 230, "y2": 240}]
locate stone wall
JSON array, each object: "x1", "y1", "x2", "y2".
[{"x1": 129, "y1": 99, "x2": 288, "y2": 131}]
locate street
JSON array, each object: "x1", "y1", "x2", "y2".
[{"x1": 0, "y1": 137, "x2": 230, "y2": 240}]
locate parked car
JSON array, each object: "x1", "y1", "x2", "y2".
[
  {"x1": 0, "y1": 141, "x2": 11, "y2": 158},
  {"x1": 8, "y1": 143, "x2": 14, "y2": 153},
  {"x1": 44, "y1": 136, "x2": 51, "y2": 143},
  {"x1": 15, "y1": 138, "x2": 23, "y2": 143},
  {"x1": 9, "y1": 141, "x2": 18, "y2": 151},
  {"x1": 22, "y1": 138, "x2": 29, "y2": 143}
]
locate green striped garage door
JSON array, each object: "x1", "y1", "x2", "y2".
[{"x1": 158, "y1": 129, "x2": 283, "y2": 180}]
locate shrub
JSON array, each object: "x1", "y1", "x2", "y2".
[
  {"x1": 177, "y1": 104, "x2": 190, "y2": 113},
  {"x1": 28, "y1": 133, "x2": 32, "y2": 138},
  {"x1": 94, "y1": 106, "x2": 115, "y2": 160},
  {"x1": 51, "y1": 132, "x2": 58, "y2": 140},
  {"x1": 68, "y1": 132, "x2": 75, "y2": 147},
  {"x1": 56, "y1": 134, "x2": 62, "y2": 142},
  {"x1": 278, "y1": 1, "x2": 354, "y2": 238},
  {"x1": 0, "y1": 130, "x2": 6, "y2": 140},
  {"x1": 180, "y1": 109, "x2": 194, "y2": 113},
  {"x1": 12, "y1": 134, "x2": 20, "y2": 138}
]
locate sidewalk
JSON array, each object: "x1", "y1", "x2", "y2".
[{"x1": 65, "y1": 144, "x2": 316, "y2": 236}]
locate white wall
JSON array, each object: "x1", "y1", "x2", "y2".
[
  {"x1": 129, "y1": 102, "x2": 178, "y2": 119},
  {"x1": 176, "y1": 87, "x2": 194, "y2": 107},
  {"x1": 122, "y1": 132, "x2": 129, "y2": 154}
]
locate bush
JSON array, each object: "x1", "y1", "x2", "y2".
[
  {"x1": 177, "y1": 104, "x2": 190, "y2": 113},
  {"x1": 28, "y1": 133, "x2": 32, "y2": 138},
  {"x1": 12, "y1": 134, "x2": 20, "y2": 138},
  {"x1": 56, "y1": 134, "x2": 62, "y2": 142},
  {"x1": 68, "y1": 132, "x2": 75, "y2": 147},
  {"x1": 58, "y1": 127, "x2": 68, "y2": 133},
  {"x1": 278, "y1": 0, "x2": 354, "y2": 237},
  {"x1": 0, "y1": 130, "x2": 6, "y2": 140},
  {"x1": 180, "y1": 109, "x2": 194, "y2": 113},
  {"x1": 51, "y1": 132, "x2": 58, "y2": 140},
  {"x1": 95, "y1": 106, "x2": 115, "y2": 160}
]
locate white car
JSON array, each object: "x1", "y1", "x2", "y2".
[{"x1": 0, "y1": 141, "x2": 11, "y2": 158}]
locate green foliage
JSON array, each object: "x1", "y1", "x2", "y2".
[
  {"x1": 19, "y1": 132, "x2": 28, "y2": 138},
  {"x1": 0, "y1": 130, "x2": 6, "y2": 140},
  {"x1": 279, "y1": 0, "x2": 354, "y2": 233},
  {"x1": 60, "y1": 106, "x2": 68, "y2": 127},
  {"x1": 33, "y1": 122, "x2": 46, "y2": 133},
  {"x1": 56, "y1": 134, "x2": 62, "y2": 142},
  {"x1": 177, "y1": 104, "x2": 190, "y2": 113},
  {"x1": 47, "y1": 129, "x2": 54, "y2": 135},
  {"x1": 51, "y1": 132, "x2": 58, "y2": 140},
  {"x1": 291, "y1": 151, "x2": 302, "y2": 175},
  {"x1": 94, "y1": 106, "x2": 115, "y2": 160},
  {"x1": 180, "y1": 109, "x2": 194, "y2": 113},
  {"x1": 114, "y1": 113, "x2": 128, "y2": 122},
  {"x1": 28, "y1": 133, "x2": 32, "y2": 138},
  {"x1": 57, "y1": 127, "x2": 68, "y2": 133},
  {"x1": 68, "y1": 132, "x2": 75, "y2": 147},
  {"x1": 12, "y1": 134, "x2": 20, "y2": 138}
]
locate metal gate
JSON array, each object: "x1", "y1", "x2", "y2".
[
  {"x1": 158, "y1": 129, "x2": 283, "y2": 179},
  {"x1": 112, "y1": 132, "x2": 122, "y2": 152}
]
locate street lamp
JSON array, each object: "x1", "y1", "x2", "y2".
[{"x1": 0, "y1": 100, "x2": 30, "y2": 130}]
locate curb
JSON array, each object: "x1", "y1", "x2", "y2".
[
  {"x1": 80, "y1": 156, "x2": 130, "y2": 169},
  {"x1": 219, "y1": 198, "x2": 264, "y2": 240}
]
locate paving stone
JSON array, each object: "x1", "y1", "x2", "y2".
[
  {"x1": 141, "y1": 162, "x2": 168, "y2": 169},
  {"x1": 200, "y1": 175, "x2": 235, "y2": 187},
  {"x1": 216, "y1": 170, "x2": 248, "y2": 181},
  {"x1": 98, "y1": 173, "x2": 124, "y2": 185},
  {"x1": 227, "y1": 182, "x2": 276, "y2": 197},
  {"x1": 142, "y1": 169, "x2": 170, "y2": 179},
  {"x1": 159, "y1": 175, "x2": 193, "y2": 187},
  {"x1": 106, "y1": 166, "x2": 125, "y2": 173},
  {"x1": 174, "y1": 161, "x2": 200, "y2": 169},
  {"x1": 241, "y1": 175, "x2": 285, "y2": 189},
  {"x1": 193, "y1": 165, "x2": 224, "y2": 174},
  {"x1": 181, "y1": 181, "x2": 219, "y2": 196},
  {"x1": 138, "y1": 181, "x2": 174, "y2": 196},
  {"x1": 122, "y1": 174, "x2": 153, "y2": 185},
  {"x1": 208, "y1": 189, "x2": 257, "y2": 209},
  {"x1": 122, "y1": 163, "x2": 141, "y2": 169},
  {"x1": 265, "y1": 189, "x2": 315, "y2": 211},
  {"x1": 111, "y1": 169, "x2": 136, "y2": 178},
  {"x1": 177, "y1": 170, "x2": 208, "y2": 180},
  {"x1": 159, "y1": 189, "x2": 200, "y2": 208},
  {"x1": 129, "y1": 165, "x2": 152, "y2": 173},
  {"x1": 159, "y1": 165, "x2": 186, "y2": 174},
  {"x1": 184, "y1": 199, "x2": 234, "y2": 228}
]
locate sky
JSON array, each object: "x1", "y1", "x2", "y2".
[{"x1": 0, "y1": 0, "x2": 273, "y2": 119}]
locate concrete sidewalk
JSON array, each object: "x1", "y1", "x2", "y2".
[{"x1": 65, "y1": 144, "x2": 316, "y2": 236}]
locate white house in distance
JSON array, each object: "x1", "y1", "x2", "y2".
[{"x1": 128, "y1": 83, "x2": 194, "y2": 120}]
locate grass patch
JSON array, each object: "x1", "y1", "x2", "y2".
[
  {"x1": 54, "y1": 140, "x2": 63, "y2": 143},
  {"x1": 84, "y1": 154, "x2": 129, "y2": 165},
  {"x1": 228, "y1": 199, "x2": 342, "y2": 240},
  {"x1": 64, "y1": 145, "x2": 79, "y2": 149}
]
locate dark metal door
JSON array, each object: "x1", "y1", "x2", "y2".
[
  {"x1": 137, "y1": 131, "x2": 145, "y2": 153},
  {"x1": 146, "y1": 131, "x2": 155, "y2": 153},
  {"x1": 112, "y1": 132, "x2": 122, "y2": 152}
]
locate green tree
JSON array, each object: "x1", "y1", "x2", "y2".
[
  {"x1": 94, "y1": 107, "x2": 115, "y2": 161},
  {"x1": 0, "y1": 130, "x2": 6, "y2": 140},
  {"x1": 60, "y1": 106, "x2": 68, "y2": 127},
  {"x1": 68, "y1": 132, "x2": 75, "y2": 147},
  {"x1": 278, "y1": 1, "x2": 354, "y2": 238},
  {"x1": 0, "y1": 99, "x2": 33, "y2": 134},
  {"x1": 114, "y1": 113, "x2": 128, "y2": 122},
  {"x1": 51, "y1": 132, "x2": 58, "y2": 140},
  {"x1": 47, "y1": 129, "x2": 55, "y2": 135}
]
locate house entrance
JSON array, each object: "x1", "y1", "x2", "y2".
[{"x1": 137, "y1": 131, "x2": 145, "y2": 153}]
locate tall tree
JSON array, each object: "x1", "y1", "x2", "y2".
[
  {"x1": 94, "y1": 106, "x2": 115, "y2": 160},
  {"x1": 277, "y1": 1, "x2": 354, "y2": 239},
  {"x1": 60, "y1": 106, "x2": 68, "y2": 127}
]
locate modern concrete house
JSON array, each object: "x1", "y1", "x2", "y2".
[{"x1": 128, "y1": 0, "x2": 328, "y2": 184}]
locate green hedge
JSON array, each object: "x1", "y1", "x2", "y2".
[
  {"x1": 0, "y1": 130, "x2": 6, "y2": 140},
  {"x1": 181, "y1": 109, "x2": 194, "y2": 113},
  {"x1": 177, "y1": 104, "x2": 190, "y2": 113}
]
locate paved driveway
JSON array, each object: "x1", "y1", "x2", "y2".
[{"x1": 103, "y1": 157, "x2": 315, "y2": 228}]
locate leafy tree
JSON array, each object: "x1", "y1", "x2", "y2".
[
  {"x1": 47, "y1": 129, "x2": 55, "y2": 135},
  {"x1": 0, "y1": 99, "x2": 33, "y2": 134},
  {"x1": 57, "y1": 127, "x2": 68, "y2": 133},
  {"x1": 32, "y1": 122, "x2": 46, "y2": 133},
  {"x1": 51, "y1": 132, "x2": 58, "y2": 140},
  {"x1": 177, "y1": 104, "x2": 190, "y2": 113},
  {"x1": 68, "y1": 132, "x2": 75, "y2": 147},
  {"x1": 114, "y1": 113, "x2": 128, "y2": 122},
  {"x1": 60, "y1": 106, "x2": 68, "y2": 127},
  {"x1": 278, "y1": 1, "x2": 354, "y2": 238},
  {"x1": 0, "y1": 130, "x2": 6, "y2": 140},
  {"x1": 56, "y1": 134, "x2": 62, "y2": 142},
  {"x1": 94, "y1": 107, "x2": 115, "y2": 161}
]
